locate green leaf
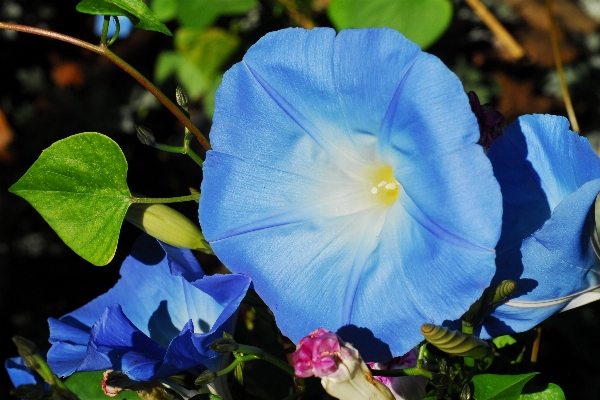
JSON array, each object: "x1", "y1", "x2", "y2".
[
  {"x1": 493, "y1": 335, "x2": 518, "y2": 349},
  {"x1": 473, "y1": 373, "x2": 538, "y2": 400},
  {"x1": 150, "y1": 0, "x2": 178, "y2": 21},
  {"x1": 77, "y1": 0, "x2": 172, "y2": 36},
  {"x1": 9, "y1": 133, "x2": 132, "y2": 266},
  {"x1": 520, "y1": 383, "x2": 566, "y2": 400},
  {"x1": 65, "y1": 371, "x2": 141, "y2": 399},
  {"x1": 176, "y1": 0, "x2": 257, "y2": 29},
  {"x1": 327, "y1": 0, "x2": 453, "y2": 49}
]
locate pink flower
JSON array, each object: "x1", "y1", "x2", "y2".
[{"x1": 292, "y1": 329, "x2": 395, "y2": 400}]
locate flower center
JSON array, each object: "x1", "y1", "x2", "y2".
[{"x1": 369, "y1": 165, "x2": 399, "y2": 207}]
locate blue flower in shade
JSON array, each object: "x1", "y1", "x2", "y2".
[
  {"x1": 5, "y1": 357, "x2": 45, "y2": 388},
  {"x1": 481, "y1": 114, "x2": 600, "y2": 337},
  {"x1": 200, "y1": 27, "x2": 502, "y2": 360},
  {"x1": 47, "y1": 234, "x2": 251, "y2": 380}
]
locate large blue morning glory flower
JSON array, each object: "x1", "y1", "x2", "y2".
[
  {"x1": 200, "y1": 27, "x2": 502, "y2": 360},
  {"x1": 482, "y1": 114, "x2": 600, "y2": 337},
  {"x1": 47, "y1": 234, "x2": 251, "y2": 380}
]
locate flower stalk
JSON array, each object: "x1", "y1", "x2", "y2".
[{"x1": 0, "y1": 21, "x2": 211, "y2": 150}]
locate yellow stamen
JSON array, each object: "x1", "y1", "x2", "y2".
[{"x1": 370, "y1": 165, "x2": 399, "y2": 207}]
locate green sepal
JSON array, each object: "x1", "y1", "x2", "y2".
[
  {"x1": 9, "y1": 132, "x2": 132, "y2": 266},
  {"x1": 65, "y1": 371, "x2": 141, "y2": 399},
  {"x1": 327, "y1": 0, "x2": 453, "y2": 49},
  {"x1": 472, "y1": 372, "x2": 538, "y2": 400},
  {"x1": 76, "y1": 0, "x2": 172, "y2": 36},
  {"x1": 519, "y1": 383, "x2": 566, "y2": 400}
]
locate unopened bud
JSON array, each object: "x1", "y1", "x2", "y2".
[
  {"x1": 176, "y1": 86, "x2": 189, "y2": 111},
  {"x1": 293, "y1": 328, "x2": 394, "y2": 400},
  {"x1": 211, "y1": 337, "x2": 239, "y2": 353},
  {"x1": 136, "y1": 126, "x2": 156, "y2": 146},
  {"x1": 126, "y1": 202, "x2": 212, "y2": 253},
  {"x1": 194, "y1": 369, "x2": 217, "y2": 386},
  {"x1": 12, "y1": 336, "x2": 39, "y2": 369},
  {"x1": 421, "y1": 324, "x2": 490, "y2": 359}
]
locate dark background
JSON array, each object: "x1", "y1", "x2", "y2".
[{"x1": 1, "y1": 0, "x2": 600, "y2": 398}]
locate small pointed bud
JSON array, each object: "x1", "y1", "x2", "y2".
[
  {"x1": 189, "y1": 187, "x2": 200, "y2": 203},
  {"x1": 195, "y1": 369, "x2": 217, "y2": 386},
  {"x1": 421, "y1": 324, "x2": 490, "y2": 359},
  {"x1": 211, "y1": 337, "x2": 239, "y2": 353},
  {"x1": 126, "y1": 202, "x2": 212, "y2": 253},
  {"x1": 489, "y1": 280, "x2": 517, "y2": 306},
  {"x1": 367, "y1": 349, "x2": 427, "y2": 400},
  {"x1": 136, "y1": 125, "x2": 156, "y2": 146},
  {"x1": 293, "y1": 328, "x2": 394, "y2": 400},
  {"x1": 12, "y1": 336, "x2": 39, "y2": 369},
  {"x1": 176, "y1": 86, "x2": 189, "y2": 111}
]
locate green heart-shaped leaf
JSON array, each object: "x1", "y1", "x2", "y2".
[
  {"x1": 77, "y1": 0, "x2": 172, "y2": 36},
  {"x1": 9, "y1": 133, "x2": 132, "y2": 266},
  {"x1": 327, "y1": 0, "x2": 453, "y2": 49},
  {"x1": 520, "y1": 383, "x2": 566, "y2": 400},
  {"x1": 473, "y1": 373, "x2": 538, "y2": 400}
]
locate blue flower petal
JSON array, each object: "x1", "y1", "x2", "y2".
[
  {"x1": 5, "y1": 357, "x2": 44, "y2": 388},
  {"x1": 48, "y1": 235, "x2": 250, "y2": 379},
  {"x1": 482, "y1": 115, "x2": 600, "y2": 337},
  {"x1": 201, "y1": 27, "x2": 502, "y2": 359}
]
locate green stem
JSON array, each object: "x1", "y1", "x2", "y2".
[
  {"x1": 0, "y1": 21, "x2": 211, "y2": 150},
  {"x1": 235, "y1": 344, "x2": 296, "y2": 376},
  {"x1": 370, "y1": 366, "x2": 433, "y2": 380},
  {"x1": 108, "y1": 16, "x2": 120, "y2": 46},
  {"x1": 217, "y1": 354, "x2": 260, "y2": 376},
  {"x1": 131, "y1": 194, "x2": 200, "y2": 204},
  {"x1": 100, "y1": 16, "x2": 110, "y2": 46},
  {"x1": 154, "y1": 142, "x2": 203, "y2": 166}
]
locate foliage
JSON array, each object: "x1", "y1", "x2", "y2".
[{"x1": 8, "y1": 133, "x2": 132, "y2": 266}]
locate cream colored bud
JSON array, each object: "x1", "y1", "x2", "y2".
[
  {"x1": 321, "y1": 343, "x2": 395, "y2": 400},
  {"x1": 126, "y1": 202, "x2": 212, "y2": 253}
]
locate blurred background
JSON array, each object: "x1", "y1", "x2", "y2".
[{"x1": 1, "y1": 0, "x2": 600, "y2": 398}]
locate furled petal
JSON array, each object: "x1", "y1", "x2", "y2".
[
  {"x1": 48, "y1": 234, "x2": 250, "y2": 379},
  {"x1": 201, "y1": 27, "x2": 502, "y2": 359},
  {"x1": 482, "y1": 114, "x2": 600, "y2": 337}
]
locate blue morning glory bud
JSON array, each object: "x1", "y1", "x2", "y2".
[
  {"x1": 481, "y1": 114, "x2": 600, "y2": 337},
  {"x1": 47, "y1": 235, "x2": 251, "y2": 381},
  {"x1": 200, "y1": 27, "x2": 502, "y2": 360},
  {"x1": 125, "y1": 202, "x2": 212, "y2": 253}
]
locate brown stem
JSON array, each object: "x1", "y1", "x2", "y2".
[
  {"x1": 277, "y1": 0, "x2": 315, "y2": 29},
  {"x1": 0, "y1": 21, "x2": 211, "y2": 150},
  {"x1": 465, "y1": 0, "x2": 525, "y2": 60},
  {"x1": 544, "y1": 0, "x2": 580, "y2": 133}
]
